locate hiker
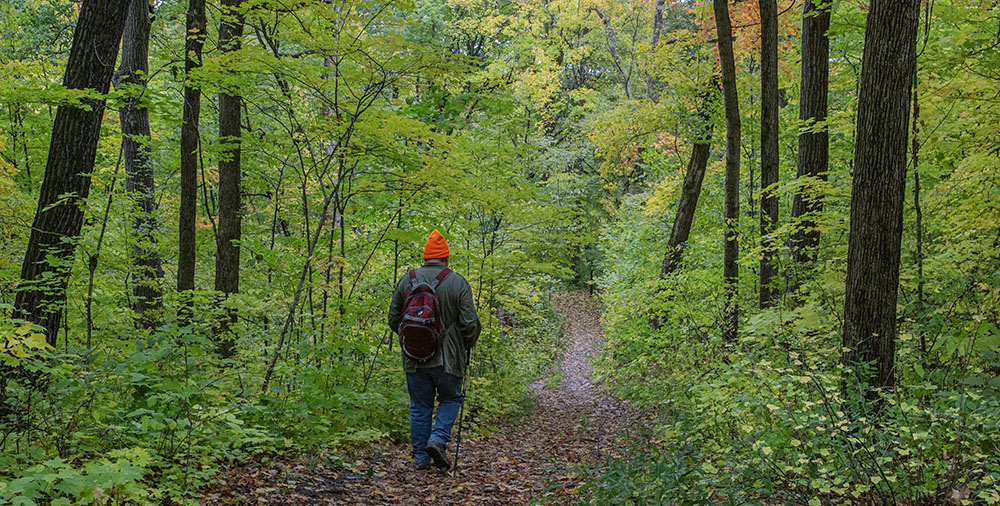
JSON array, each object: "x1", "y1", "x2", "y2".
[{"x1": 388, "y1": 229, "x2": 481, "y2": 471}]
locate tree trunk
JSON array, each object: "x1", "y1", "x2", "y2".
[
  {"x1": 178, "y1": 0, "x2": 207, "y2": 316},
  {"x1": 214, "y1": 0, "x2": 244, "y2": 357},
  {"x1": 842, "y1": 0, "x2": 919, "y2": 395},
  {"x1": 646, "y1": 0, "x2": 666, "y2": 101},
  {"x1": 759, "y1": 0, "x2": 780, "y2": 307},
  {"x1": 118, "y1": 0, "x2": 163, "y2": 329},
  {"x1": 790, "y1": 0, "x2": 831, "y2": 268},
  {"x1": 12, "y1": 0, "x2": 130, "y2": 344},
  {"x1": 661, "y1": 86, "x2": 716, "y2": 277},
  {"x1": 911, "y1": 78, "x2": 926, "y2": 354},
  {"x1": 650, "y1": 0, "x2": 665, "y2": 48},
  {"x1": 714, "y1": 0, "x2": 741, "y2": 341},
  {"x1": 591, "y1": 6, "x2": 631, "y2": 99},
  {"x1": 911, "y1": 0, "x2": 929, "y2": 355}
]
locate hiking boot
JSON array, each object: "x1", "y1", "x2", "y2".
[
  {"x1": 425, "y1": 440, "x2": 450, "y2": 470},
  {"x1": 414, "y1": 461, "x2": 430, "y2": 471}
]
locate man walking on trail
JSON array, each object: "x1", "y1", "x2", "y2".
[{"x1": 388, "y1": 229, "x2": 481, "y2": 471}]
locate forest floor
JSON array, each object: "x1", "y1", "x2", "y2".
[{"x1": 205, "y1": 291, "x2": 636, "y2": 505}]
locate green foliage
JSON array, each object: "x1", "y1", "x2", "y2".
[
  {"x1": 580, "y1": 2, "x2": 1000, "y2": 502},
  {"x1": 544, "y1": 372, "x2": 565, "y2": 390},
  {"x1": 0, "y1": 0, "x2": 580, "y2": 501},
  {"x1": 463, "y1": 284, "x2": 565, "y2": 433},
  {"x1": 592, "y1": 281, "x2": 1000, "y2": 504},
  {"x1": 0, "y1": 447, "x2": 154, "y2": 506},
  {"x1": 576, "y1": 434, "x2": 733, "y2": 506},
  {"x1": 0, "y1": 322, "x2": 50, "y2": 366},
  {"x1": 0, "y1": 283, "x2": 564, "y2": 502},
  {"x1": 3, "y1": 0, "x2": 1000, "y2": 502}
]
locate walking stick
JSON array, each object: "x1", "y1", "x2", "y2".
[{"x1": 452, "y1": 349, "x2": 471, "y2": 477}]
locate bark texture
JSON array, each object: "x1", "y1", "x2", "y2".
[
  {"x1": 13, "y1": 0, "x2": 130, "y2": 344},
  {"x1": 214, "y1": 0, "x2": 244, "y2": 356},
  {"x1": 911, "y1": 79, "x2": 926, "y2": 354},
  {"x1": 790, "y1": 0, "x2": 831, "y2": 266},
  {"x1": 842, "y1": 0, "x2": 920, "y2": 393},
  {"x1": 646, "y1": 0, "x2": 666, "y2": 101},
  {"x1": 178, "y1": 0, "x2": 207, "y2": 306},
  {"x1": 661, "y1": 87, "x2": 716, "y2": 277},
  {"x1": 118, "y1": 0, "x2": 164, "y2": 329},
  {"x1": 759, "y1": 0, "x2": 779, "y2": 307},
  {"x1": 714, "y1": 0, "x2": 741, "y2": 341}
]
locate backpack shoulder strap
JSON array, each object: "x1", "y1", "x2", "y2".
[
  {"x1": 408, "y1": 269, "x2": 417, "y2": 282},
  {"x1": 430, "y1": 268, "x2": 452, "y2": 289}
]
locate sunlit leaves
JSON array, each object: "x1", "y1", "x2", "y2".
[{"x1": 0, "y1": 321, "x2": 51, "y2": 366}]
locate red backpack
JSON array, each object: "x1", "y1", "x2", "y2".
[{"x1": 399, "y1": 268, "x2": 452, "y2": 362}]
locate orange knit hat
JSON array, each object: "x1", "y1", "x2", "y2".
[{"x1": 423, "y1": 229, "x2": 450, "y2": 260}]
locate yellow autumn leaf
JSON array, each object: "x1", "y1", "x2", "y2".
[{"x1": 23, "y1": 331, "x2": 50, "y2": 351}]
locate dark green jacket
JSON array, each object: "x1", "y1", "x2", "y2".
[{"x1": 388, "y1": 261, "x2": 481, "y2": 377}]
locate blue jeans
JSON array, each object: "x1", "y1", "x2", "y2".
[{"x1": 405, "y1": 367, "x2": 464, "y2": 465}]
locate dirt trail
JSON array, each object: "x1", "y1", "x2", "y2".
[{"x1": 211, "y1": 291, "x2": 633, "y2": 505}]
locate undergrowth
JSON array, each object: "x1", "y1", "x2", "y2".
[
  {"x1": 579, "y1": 194, "x2": 1000, "y2": 505},
  {"x1": 581, "y1": 278, "x2": 1000, "y2": 505},
  {"x1": 0, "y1": 283, "x2": 563, "y2": 505}
]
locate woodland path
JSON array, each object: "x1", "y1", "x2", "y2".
[{"x1": 208, "y1": 291, "x2": 635, "y2": 505}]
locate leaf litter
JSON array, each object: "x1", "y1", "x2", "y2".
[{"x1": 204, "y1": 291, "x2": 636, "y2": 505}]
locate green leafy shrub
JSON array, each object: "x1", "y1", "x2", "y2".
[
  {"x1": 0, "y1": 447, "x2": 155, "y2": 505},
  {"x1": 589, "y1": 283, "x2": 1000, "y2": 504},
  {"x1": 576, "y1": 432, "x2": 727, "y2": 506}
]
